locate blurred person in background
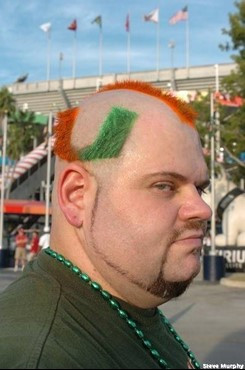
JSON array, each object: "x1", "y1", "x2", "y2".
[
  {"x1": 28, "y1": 231, "x2": 40, "y2": 261},
  {"x1": 14, "y1": 226, "x2": 28, "y2": 272}
]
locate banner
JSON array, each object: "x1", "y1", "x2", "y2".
[{"x1": 204, "y1": 246, "x2": 245, "y2": 272}]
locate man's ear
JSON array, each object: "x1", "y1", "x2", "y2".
[{"x1": 58, "y1": 162, "x2": 91, "y2": 228}]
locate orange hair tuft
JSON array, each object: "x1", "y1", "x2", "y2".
[
  {"x1": 99, "y1": 80, "x2": 197, "y2": 128},
  {"x1": 54, "y1": 107, "x2": 79, "y2": 161}
]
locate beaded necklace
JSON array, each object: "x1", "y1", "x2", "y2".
[{"x1": 45, "y1": 247, "x2": 201, "y2": 369}]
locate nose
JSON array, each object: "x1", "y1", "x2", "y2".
[{"x1": 178, "y1": 188, "x2": 212, "y2": 222}]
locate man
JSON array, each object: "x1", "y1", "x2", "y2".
[
  {"x1": 0, "y1": 81, "x2": 211, "y2": 369},
  {"x1": 28, "y1": 231, "x2": 40, "y2": 261},
  {"x1": 38, "y1": 226, "x2": 50, "y2": 250},
  {"x1": 14, "y1": 226, "x2": 28, "y2": 272}
]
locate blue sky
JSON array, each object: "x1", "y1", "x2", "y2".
[{"x1": 0, "y1": 0, "x2": 236, "y2": 86}]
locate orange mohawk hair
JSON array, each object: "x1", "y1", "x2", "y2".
[
  {"x1": 99, "y1": 80, "x2": 197, "y2": 128},
  {"x1": 54, "y1": 107, "x2": 79, "y2": 161}
]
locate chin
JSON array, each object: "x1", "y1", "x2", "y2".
[
  {"x1": 178, "y1": 254, "x2": 201, "y2": 281},
  {"x1": 166, "y1": 260, "x2": 200, "y2": 284}
]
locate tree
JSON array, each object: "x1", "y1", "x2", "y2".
[
  {"x1": 191, "y1": 1, "x2": 245, "y2": 185},
  {"x1": 219, "y1": 0, "x2": 245, "y2": 184},
  {"x1": 7, "y1": 110, "x2": 41, "y2": 160},
  {"x1": 0, "y1": 87, "x2": 16, "y2": 122}
]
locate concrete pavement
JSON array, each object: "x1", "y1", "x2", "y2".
[{"x1": 1, "y1": 267, "x2": 245, "y2": 369}]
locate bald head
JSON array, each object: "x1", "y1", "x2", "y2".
[{"x1": 54, "y1": 81, "x2": 197, "y2": 165}]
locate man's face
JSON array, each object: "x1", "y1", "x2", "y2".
[{"x1": 83, "y1": 105, "x2": 211, "y2": 302}]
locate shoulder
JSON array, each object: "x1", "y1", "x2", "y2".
[{"x1": 0, "y1": 266, "x2": 61, "y2": 368}]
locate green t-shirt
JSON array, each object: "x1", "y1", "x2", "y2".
[{"x1": 0, "y1": 250, "x2": 194, "y2": 369}]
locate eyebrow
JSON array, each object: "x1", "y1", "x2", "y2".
[{"x1": 144, "y1": 171, "x2": 210, "y2": 189}]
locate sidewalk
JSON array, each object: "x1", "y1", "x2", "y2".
[
  {"x1": 0, "y1": 268, "x2": 22, "y2": 293},
  {"x1": 1, "y1": 267, "x2": 245, "y2": 368}
]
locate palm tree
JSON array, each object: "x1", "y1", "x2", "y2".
[
  {"x1": 5, "y1": 109, "x2": 43, "y2": 198},
  {"x1": 0, "y1": 87, "x2": 16, "y2": 122},
  {"x1": 8, "y1": 110, "x2": 40, "y2": 158}
]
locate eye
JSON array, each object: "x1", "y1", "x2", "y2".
[{"x1": 154, "y1": 183, "x2": 174, "y2": 192}]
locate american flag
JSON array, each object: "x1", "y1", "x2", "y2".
[{"x1": 169, "y1": 6, "x2": 188, "y2": 25}]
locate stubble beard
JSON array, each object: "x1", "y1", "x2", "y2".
[{"x1": 90, "y1": 189, "x2": 206, "y2": 301}]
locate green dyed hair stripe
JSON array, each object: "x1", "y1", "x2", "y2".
[{"x1": 78, "y1": 106, "x2": 138, "y2": 161}]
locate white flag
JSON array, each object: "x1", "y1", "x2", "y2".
[
  {"x1": 144, "y1": 9, "x2": 159, "y2": 23},
  {"x1": 40, "y1": 22, "x2": 52, "y2": 33}
]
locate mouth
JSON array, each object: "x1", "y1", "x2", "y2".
[{"x1": 173, "y1": 234, "x2": 204, "y2": 254}]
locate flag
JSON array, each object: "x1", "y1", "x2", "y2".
[
  {"x1": 92, "y1": 15, "x2": 102, "y2": 28},
  {"x1": 40, "y1": 22, "x2": 51, "y2": 33},
  {"x1": 125, "y1": 14, "x2": 130, "y2": 32},
  {"x1": 214, "y1": 92, "x2": 243, "y2": 108},
  {"x1": 144, "y1": 8, "x2": 159, "y2": 23},
  {"x1": 68, "y1": 19, "x2": 77, "y2": 31},
  {"x1": 15, "y1": 74, "x2": 28, "y2": 83},
  {"x1": 169, "y1": 6, "x2": 188, "y2": 25}
]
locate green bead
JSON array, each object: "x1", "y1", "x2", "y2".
[
  {"x1": 118, "y1": 310, "x2": 128, "y2": 320},
  {"x1": 169, "y1": 327, "x2": 176, "y2": 333},
  {"x1": 193, "y1": 361, "x2": 201, "y2": 369},
  {"x1": 64, "y1": 260, "x2": 72, "y2": 268},
  {"x1": 72, "y1": 266, "x2": 81, "y2": 275},
  {"x1": 50, "y1": 251, "x2": 57, "y2": 258},
  {"x1": 159, "y1": 358, "x2": 168, "y2": 367},
  {"x1": 151, "y1": 349, "x2": 160, "y2": 359},
  {"x1": 80, "y1": 273, "x2": 90, "y2": 282},
  {"x1": 182, "y1": 343, "x2": 189, "y2": 351},
  {"x1": 91, "y1": 282, "x2": 101, "y2": 291},
  {"x1": 188, "y1": 351, "x2": 195, "y2": 359},
  {"x1": 109, "y1": 299, "x2": 120, "y2": 310},
  {"x1": 57, "y1": 255, "x2": 64, "y2": 262},
  {"x1": 143, "y1": 340, "x2": 152, "y2": 349},
  {"x1": 127, "y1": 319, "x2": 137, "y2": 329},
  {"x1": 135, "y1": 329, "x2": 144, "y2": 339},
  {"x1": 101, "y1": 290, "x2": 111, "y2": 300},
  {"x1": 175, "y1": 335, "x2": 181, "y2": 342}
]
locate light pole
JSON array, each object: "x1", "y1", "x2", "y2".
[
  {"x1": 44, "y1": 111, "x2": 53, "y2": 231},
  {"x1": 168, "y1": 40, "x2": 176, "y2": 91},
  {"x1": 0, "y1": 114, "x2": 7, "y2": 250}
]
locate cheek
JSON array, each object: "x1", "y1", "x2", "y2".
[{"x1": 92, "y1": 191, "x2": 177, "y2": 262}]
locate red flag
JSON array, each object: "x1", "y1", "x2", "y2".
[
  {"x1": 68, "y1": 19, "x2": 77, "y2": 31},
  {"x1": 215, "y1": 92, "x2": 243, "y2": 107},
  {"x1": 125, "y1": 14, "x2": 130, "y2": 32}
]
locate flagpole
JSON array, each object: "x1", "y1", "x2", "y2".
[
  {"x1": 156, "y1": 9, "x2": 160, "y2": 80},
  {"x1": 186, "y1": 6, "x2": 190, "y2": 77},
  {"x1": 47, "y1": 29, "x2": 51, "y2": 83},
  {"x1": 73, "y1": 30, "x2": 77, "y2": 80},
  {"x1": 0, "y1": 115, "x2": 7, "y2": 249},
  {"x1": 99, "y1": 26, "x2": 103, "y2": 77},
  {"x1": 127, "y1": 20, "x2": 131, "y2": 77}
]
